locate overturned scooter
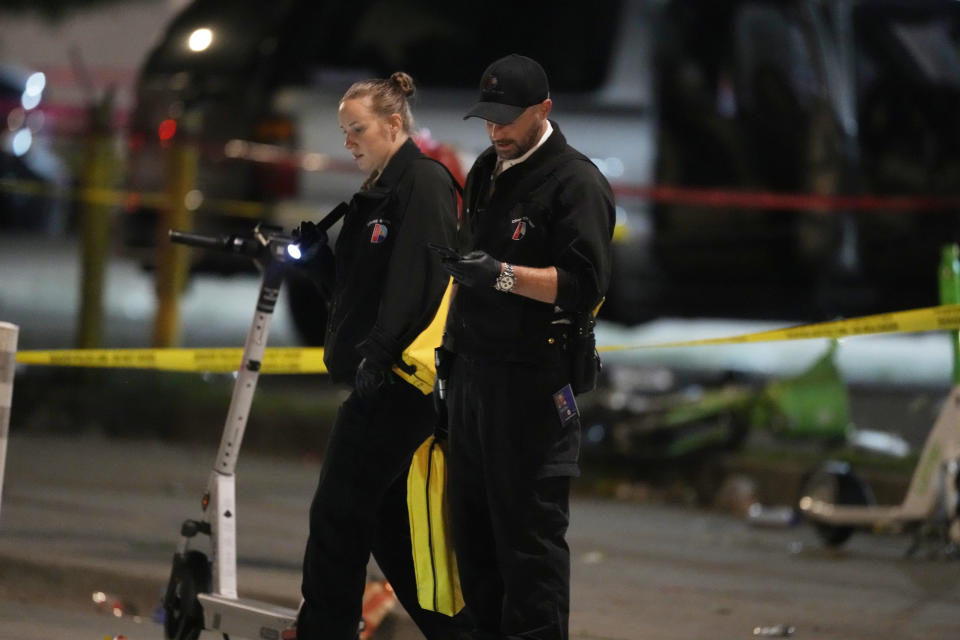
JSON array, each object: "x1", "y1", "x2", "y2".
[
  {"x1": 160, "y1": 218, "x2": 383, "y2": 640},
  {"x1": 799, "y1": 386, "x2": 960, "y2": 555}
]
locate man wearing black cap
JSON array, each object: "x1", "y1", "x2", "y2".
[{"x1": 437, "y1": 54, "x2": 615, "y2": 640}]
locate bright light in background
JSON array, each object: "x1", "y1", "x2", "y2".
[
  {"x1": 21, "y1": 72, "x2": 45, "y2": 110},
  {"x1": 287, "y1": 244, "x2": 302, "y2": 260},
  {"x1": 25, "y1": 72, "x2": 45, "y2": 95},
  {"x1": 184, "y1": 189, "x2": 204, "y2": 211},
  {"x1": 12, "y1": 129, "x2": 32, "y2": 156},
  {"x1": 591, "y1": 156, "x2": 625, "y2": 178},
  {"x1": 605, "y1": 157, "x2": 625, "y2": 178},
  {"x1": 224, "y1": 139, "x2": 248, "y2": 158},
  {"x1": 20, "y1": 92, "x2": 41, "y2": 110},
  {"x1": 188, "y1": 28, "x2": 213, "y2": 52},
  {"x1": 302, "y1": 152, "x2": 329, "y2": 172}
]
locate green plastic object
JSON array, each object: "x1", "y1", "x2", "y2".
[
  {"x1": 656, "y1": 342, "x2": 851, "y2": 455},
  {"x1": 751, "y1": 341, "x2": 852, "y2": 441}
]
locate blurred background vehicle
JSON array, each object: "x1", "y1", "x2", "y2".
[
  {"x1": 121, "y1": 1, "x2": 302, "y2": 267},
  {"x1": 0, "y1": 62, "x2": 69, "y2": 234},
  {"x1": 646, "y1": 0, "x2": 960, "y2": 324}
]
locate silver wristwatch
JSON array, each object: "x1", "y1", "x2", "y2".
[{"x1": 494, "y1": 262, "x2": 516, "y2": 292}]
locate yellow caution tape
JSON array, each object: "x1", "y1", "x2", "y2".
[
  {"x1": 15, "y1": 347, "x2": 327, "y2": 374},
  {"x1": 14, "y1": 304, "x2": 960, "y2": 373},
  {"x1": 599, "y1": 303, "x2": 960, "y2": 351},
  {"x1": 0, "y1": 177, "x2": 269, "y2": 219}
]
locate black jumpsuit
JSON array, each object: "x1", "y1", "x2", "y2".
[
  {"x1": 442, "y1": 124, "x2": 615, "y2": 640},
  {"x1": 297, "y1": 138, "x2": 460, "y2": 639}
]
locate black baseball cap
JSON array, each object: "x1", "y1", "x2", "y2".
[{"x1": 463, "y1": 54, "x2": 550, "y2": 125}]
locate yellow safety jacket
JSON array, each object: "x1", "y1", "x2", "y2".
[{"x1": 392, "y1": 281, "x2": 453, "y2": 394}]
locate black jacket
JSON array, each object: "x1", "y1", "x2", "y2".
[
  {"x1": 322, "y1": 138, "x2": 458, "y2": 383},
  {"x1": 444, "y1": 123, "x2": 615, "y2": 363}
]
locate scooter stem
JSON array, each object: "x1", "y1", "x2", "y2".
[
  {"x1": 213, "y1": 258, "x2": 285, "y2": 478},
  {"x1": 205, "y1": 257, "x2": 287, "y2": 598}
]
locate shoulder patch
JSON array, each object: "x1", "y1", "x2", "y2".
[{"x1": 367, "y1": 219, "x2": 390, "y2": 244}]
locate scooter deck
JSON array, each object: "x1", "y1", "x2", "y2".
[
  {"x1": 199, "y1": 592, "x2": 296, "y2": 639},
  {"x1": 801, "y1": 500, "x2": 924, "y2": 528}
]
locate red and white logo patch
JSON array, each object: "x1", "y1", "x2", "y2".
[
  {"x1": 511, "y1": 217, "x2": 533, "y2": 241},
  {"x1": 368, "y1": 221, "x2": 389, "y2": 244}
]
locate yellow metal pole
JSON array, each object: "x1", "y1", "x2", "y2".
[
  {"x1": 152, "y1": 143, "x2": 197, "y2": 347},
  {"x1": 76, "y1": 131, "x2": 118, "y2": 348}
]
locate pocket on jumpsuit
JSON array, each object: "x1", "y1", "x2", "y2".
[{"x1": 537, "y1": 383, "x2": 582, "y2": 479}]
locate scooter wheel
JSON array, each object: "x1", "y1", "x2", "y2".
[
  {"x1": 163, "y1": 550, "x2": 211, "y2": 640},
  {"x1": 800, "y1": 460, "x2": 875, "y2": 548}
]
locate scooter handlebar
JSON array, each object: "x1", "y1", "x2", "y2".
[
  {"x1": 168, "y1": 230, "x2": 230, "y2": 250},
  {"x1": 168, "y1": 229, "x2": 266, "y2": 257}
]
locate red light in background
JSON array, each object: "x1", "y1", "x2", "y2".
[{"x1": 158, "y1": 118, "x2": 177, "y2": 141}]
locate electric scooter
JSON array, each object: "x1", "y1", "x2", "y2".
[
  {"x1": 799, "y1": 385, "x2": 960, "y2": 556},
  {"x1": 160, "y1": 220, "x2": 368, "y2": 640}
]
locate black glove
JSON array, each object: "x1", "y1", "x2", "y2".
[
  {"x1": 355, "y1": 357, "x2": 388, "y2": 398},
  {"x1": 441, "y1": 250, "x2": 501, "y2": 288},
  {"x1": 292, "y1": 220, "x2": 328, "y2": 262}
]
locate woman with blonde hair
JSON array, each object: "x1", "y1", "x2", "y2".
[{"x1": 290, "y1": 71, "x2": 461, "y2": 639}]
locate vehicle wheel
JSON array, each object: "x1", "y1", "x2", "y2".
[
  {"x1": 286, "y1": 272, "x2": 328, "y2": 346},
  {"x1": 163, "y1": 550, "x2": 211, "y2": 640},
  {"x1": 800, "y1": 461, "x2": 874, "y2": 548}
]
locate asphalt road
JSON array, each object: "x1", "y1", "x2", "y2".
[
  {"x1": 1, "y1": 434, "x2": 958, "y2": 640},
  {"x1": 0, "y1": 599, "x2": 169, "y2": 640}
]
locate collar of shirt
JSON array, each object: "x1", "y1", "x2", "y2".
[
  {"x1": 495, "y1": 120, "x2": 554, "y2": 176},
  {"x1": 372, "y1": 137, "x2": 422, "y2": 189}
]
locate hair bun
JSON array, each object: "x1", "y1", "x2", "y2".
[{"x1": 390, "y1": 71, "x2": 416, "y2": 98}]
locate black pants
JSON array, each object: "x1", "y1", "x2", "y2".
[
  {"x1": 298, "y1": 379, "x2": 464, "y2": 640},
  {"x1": 446, "y1": 354, "x2": 579, "y2": 640}
]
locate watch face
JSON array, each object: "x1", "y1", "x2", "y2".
[{"x1": 496, "y1": 274, "x2": 516, "y2": 292}]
